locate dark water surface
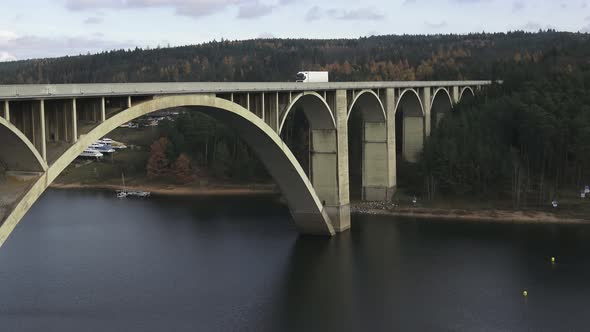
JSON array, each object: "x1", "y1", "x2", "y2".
[{"x1": 1, "y1": 189, "x2": 590, "y2": 331}]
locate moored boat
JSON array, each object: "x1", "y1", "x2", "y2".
[
  {"x1": 89, "y1": 143, "x2": 116, "y2": 154},
  {"x1": 127, "y1": 191, "x2": 151, "y2": 198},
  {"x1": 79, "y1": 148, "x2": 103, "y2": 160}
]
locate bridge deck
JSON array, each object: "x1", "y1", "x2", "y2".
[{"x1": 0, "y1": 81, "x2": 493, "y2": 100}]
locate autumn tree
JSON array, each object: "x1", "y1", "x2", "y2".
[
  {"x1": 147, "y1": 137, "x2": 170, "y2": 178},
  {"x1": 172, "y1": 153, "x2": 195, "y2": 183}
]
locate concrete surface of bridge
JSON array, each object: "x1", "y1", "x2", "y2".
[{"x1": 0, "y1": 81, "x2": 492, "y2": 247}]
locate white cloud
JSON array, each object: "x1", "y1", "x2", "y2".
[
  {"x1": 519, "y1": 22, "x2": 556, "y2": 31},
  {"x1": 0, "y1": 52, "x2": 17, "y2": 62},
  {"x1": 84, "y1": 16, "x2": 104, "y2": 24},
  {"x1": 425, "y1": 21, "x2": 448, "y2": 29},
  {"x1": 258, "y1": 32, "x2": 276, "y2": 39},
  {"x1": 305, "y1": 6, "x2": 385, "y2": 22},
  {"x1": 64, "y1": 0, "x2": 291, "y2": 19},
  {"x1": 237, "y1": 1, "x2": 275, "y2": 19},
  {"x1": 0, "y1": 30, "x2": 136, "y2": 60},
  {"x1": 512, "y1": 1, "x2": 525, "y2": 12}
]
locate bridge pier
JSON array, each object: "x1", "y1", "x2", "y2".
[
  {"x1": 310, "y1": 125, "x2": 350, "y2": 232},
  {"x1": 362, "y1": 121, "x2": 389, "y2": 201},
  {"x1": 385, "y1": 89, "x2": 397, "y2": 199},
  {"x1": 332, "y1": 90, "x2": 351, "y2": 232},
  {"x1": 402, "y1": 116, "x2": 423, "y2": 163},
  {"x1": 311, "y1": 129, "x2": 339, "y2": 205},
  {"x1": 452, "y1": 86, "x2": 460, "y2": 104},
  {"x1": 422, "y1": 88, "x2": 432, "y2": 138},
  {"x1": 396, "y1": 90, "x2": 425, "y2": 163}
]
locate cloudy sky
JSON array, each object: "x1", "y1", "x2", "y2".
[{"x1": 0, "y1": 0, "x2": 589, "y2": 61}]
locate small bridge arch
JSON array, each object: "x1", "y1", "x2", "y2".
[
  {"x1": 430, "y1": 87, "x2": 454, "y2": 129},
  {"x1": 347, "y1": 90, "x2": 389, "y2": 201},
  {"x1": 459, "y1": 86, "x2": 475, "y2": 102},
  {"x1": 278, "y1": 92, "x2": 336, "y2": 135},
  {"x1": 395, "y1": 88, "x2": 425, "y2": 162},
  {"x1": 277, "y1": 91, "x2": 345, "y2": 219}
]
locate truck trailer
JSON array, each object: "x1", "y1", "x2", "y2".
[{"x1": 296, "y1": 71, "x2": 329, "y2": 83}]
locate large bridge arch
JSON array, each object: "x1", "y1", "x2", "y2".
[
  {"x1": 430, "y1": 87, "x2": 453, "y2": 130},
  {"x1": 0, "y1": 94, "x2": 336, "y2": 248},
  {"x1": 0, "y1": 117, "x2": 47, "y2": 173},
  {"x1": 347, "y1": 90, "x2": 389, "y2": 201},
  {"x1": 395, "y1": 89, "x2": 425, "y2": 163}
]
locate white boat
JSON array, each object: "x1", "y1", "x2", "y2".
[
  {"x1": 127, "y1": 191, "x2": 151, "y2": 198},
  {"x1": 98, "y1": 138, "x2": 114, "y2": 144},
  {"x1": 89, "y1": 143, "x2": 116, "y2": 154},
  {"x1": 79, "y1": 148, "x2": 103, "y2": 159},
  {"x1": 98, "y1": 138, "x2": 127, "y2": 150},
  {"x1": 117, "y1": 173, "x2": 128, "y2": 199}
]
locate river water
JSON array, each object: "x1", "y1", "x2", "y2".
[{"x1": 1, "y1": 189, "x2": 590, "y2": 331}]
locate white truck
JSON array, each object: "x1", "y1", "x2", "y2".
[{"x1": 296, "y1": 71, "x2": 329, "y2": 83}]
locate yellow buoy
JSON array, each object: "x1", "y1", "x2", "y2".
[{"x1": 523, "y1": 290, "x2": 528, "y2": 297}]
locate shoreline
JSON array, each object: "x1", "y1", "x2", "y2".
[
  {"x1": 351, "y1": 203, "x2": 589, "y2": 225},
  {"x1": 50, "y1": 182, "x2": 280, "y2": 197},
  {"x1": 49, "y1": 184, "x2": 589, "y2": 225}
]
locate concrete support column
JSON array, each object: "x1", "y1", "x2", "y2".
[
  {"x1": 2, "y1": 101, "x2": 9, "y2": 121},
  {"x1": 311, "y1": 129, "x2": 339, "y2": 206},
  {"x1": 62, "y1": 102, "x2": 69, "y2": 142},
  {"x1": 452, "y1": 86, "x2": 460, "y2": 104},
  {"x1": 275, "y1": 92, "x2": 280, "y2": 133},
  {"x1": 38, "y1": 100, "x2": 46, "y2": 161},
  {"x1": 362, "y1": 121, "x2": 389, "y2": 201},
  {"x1": 330, "y1": 89, "x2": 351, "y2": 232},
  {"x1": 384, "y1": 89, "x2": 397, "y2": 199},
  {"x1": 50, "y1": 104, "x2": 59, "y2": 142},
  {"x1": 91, "y1": 102, "x2": 97, "y2": 122},
  {"x1": 71, "y1": 99, "x2": 78, "y2": 143},
  {"x1": 30, "y1": 105, "x2": 36, "y2": 147},
  {"x1": 422, "y1": 87, "x2": 432, "y2": 137},
  {"x1": 57, "y1": 107, "x2": 62, "y2": 141},
  {"x1": 261, "y1": 92, "x2": 265, "y2": 123},
  {"x1": 100, "y1": 97, "x2": 106, "y2": 122},
  {"x1": 399, "y1": 89, "x2": 425, "y2": 163},
  {"x1": 127, "y1": 96, "x2": 132, "y2": 109},
  {"x1": 246, "y1": 93, "x2": 250, "y2": 112}
]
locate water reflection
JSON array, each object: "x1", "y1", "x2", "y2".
[{"x1": 1, "y1": 190, "x2": 590, "y2": 331}]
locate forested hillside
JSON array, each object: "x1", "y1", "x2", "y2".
[
  {"x1": 4, "y1": 31, "x2": 590, "y2": 207},
  {"x1": 418, "y1": 44, "x2": 590, "y2": 207},
  {"x1": 0, "y1": 31, "x2": 589, "y2": 84}
]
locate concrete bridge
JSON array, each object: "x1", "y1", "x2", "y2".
[{"x1": 0, "y1": 81, "x2": 491, "y2": 246}]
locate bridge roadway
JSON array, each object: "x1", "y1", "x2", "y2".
[
  {"x1": 0, "y1": 81, "x2": 491, "y2": 99},
  {"x1": 0, "y1": 80, "x2": 493, "y2": 247}
]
